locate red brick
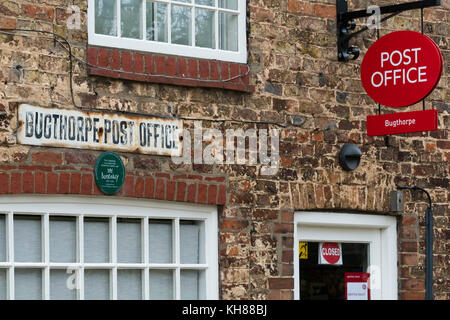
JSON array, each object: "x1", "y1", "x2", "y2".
[
  {"x1": 35, "y1": 172, "x2": 45, "y2": 194},
  {"x1": 155, "y1": 56, "x2": 166, "y2": 75},
  {"x1": 0, "y1": 173, "x2": 9, "y2": 194},
  {"x1": 221, "y1": 62, "x2": 230, "y2": 80},
  {"x1": 166, "y1": 180, "x2": 176, "y2": 201},
  {"x1": 205, "y1": 176, "x2": 226, "y2": 183},
  {"x1": 122, "y1": 51, "x2": 133, "y2": 72},
  {"x1": 22, "y1": 172, "x2": 34, "y2": 193},
  {"x1": 47, "y1": 172, "x2": 58, "y2": 194},
  {"x1": 268, "y1": 278, "x2": 294, "y2": 290},
  {"x1": 401, "y1": 279, "x2": 425, "y2": 291},
  {"x1": 145, "y1": 177, "x2": 155, "y2": 198},
  {"x1": 135, "y1": 177, "x2": 144, "y2": 198},
  {"x1": 274, "y1": 223, "x2": 294, "y2": 234},
  {"x1": 176, "y1": 58, "x2": 187, "y2": 77},
  {"x1": 188, "y1": 59, "x2": 199, "y2": 79},
  {"x1": 123, "y1": 176, "x2": 134, "y2": 197},
  {"x1": 81, "y1": 174, "x2": 92, "y2": 195},
  {"x1": 0, "y1": 17, "x2": 16, "y2": 29},
  {"x1": 176, "y1": 181, "x2": 187, "y2": 201},
  {"x1": 210, "y1": 60, "x2": 220, "y2": 80},
  {"x1": 32, "y1": 151, "x2": 63, "y2": 165},
  {"x1": 133, "y1": 53, "x2": 144, "y2": 73},
  {"x1": 187, "y1": 183, "x2": 197, "y2": 203},
  {"x1": 240, "y1": 64, "x2": 250, "y2": 85},
  {"x1": 65, "y1": 152, "x2": 97, "y2": 165},
  {"x1": 314, "y1": 4, "x2": 336, "y2": 18},
  {"x1": 220, "y1": 219, "x2": 248, "y2": 231},
  {"x1": 199, "y1": 60, "x2": 209, "y2": 79},
  {"x1": 110, "y1": 50, "x2": 121, "y2": 70},
  {"x1": 229, "y1": 63, "x2": 240, "y2": 82},
  {"x1": 145, "y1": 54, "x2": 154, "y2": 74},
  {"x1": 11, "y1": 172, "x2": 21, "y2": 194},
  {"x1": 155, "y1": 178, "x2": 165, "y2": 200},
  {"x1": 217, "y1": 185, "x2": 227, "y2": 205},
  {"x1": 400, "y1": 291, "x2": 425, "y2": 300},
  {"x1": 166, "y1": 57, "x2": 176, "y2": 76},
  {"x1": 97, "y1": 48, "x2": 109, "y2": 68},
  {"x1": 70, "y1": 172, "x2": 81, "y2": 194},
  {"x1": 197, "y1": 184, "x2": 208, "y2": 204},
  {"x1": 207, "y1": 185, "x2": 218, "y2": 205},
  {"x1": 87, "y1": 47, "x2": 97, "y2": 66},
  {"x1": 22, "y1": 4, "x2": 54, "y2": 22},
  {"x1": 58, "y1": 172, "x2": 70, "y2": 194}
]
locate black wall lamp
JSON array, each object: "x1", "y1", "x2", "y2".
[
  {"x1": 396, "y1": 185, "x2": 434, "y2": 300},
  {"x1": 339, "y1": 143, "x2": 362, "y2": 171}
]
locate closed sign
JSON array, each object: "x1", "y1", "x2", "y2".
[
  {"x1": 318, "y1": 242, "x2": 343, "y2": 265},
  {"x1": 361, "y1": 31, "x2": 442, "y2": 107}
]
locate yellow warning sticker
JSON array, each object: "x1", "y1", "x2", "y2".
[{"x1": 299, "y1": 242, "x2": 308, "y2": 259}]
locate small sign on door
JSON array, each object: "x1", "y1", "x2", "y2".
[
  {"x1": 318, "y1": 242, "x2": 343, "y2": 265},
  {"x1": 345, "y1": 272, "x2": 370, "y2": 300}
]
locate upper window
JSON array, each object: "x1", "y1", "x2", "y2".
[{"x1": 88, "y1": 0, "x2": 247, "y2": 63}]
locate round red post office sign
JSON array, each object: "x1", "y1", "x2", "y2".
[{"x1": 361, "y1": 31, "x2": 443, "y2": 108}]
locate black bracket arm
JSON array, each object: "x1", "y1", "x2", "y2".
[{"x1": 337, "y1": 0, "x2": 441, "y2": 61}]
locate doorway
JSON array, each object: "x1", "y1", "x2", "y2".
[{"x1": 293, "y1": 212, "x2": 398, "y2": 300}]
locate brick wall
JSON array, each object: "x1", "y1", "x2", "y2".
[{"x1": 0, "y1": 0, "x2": 449, "y2": 300}]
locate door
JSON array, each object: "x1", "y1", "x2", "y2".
[{"x1": 294, "y1": 212, "x2": 397, "y2": 300}]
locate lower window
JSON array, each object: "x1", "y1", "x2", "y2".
[{"x1": 0, "y1": 195, "x2": 218, "y2": 300}]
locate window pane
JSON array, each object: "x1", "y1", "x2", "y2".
[
  {"x1": 171, "y1": 5, "x2": 192, "y2": 46},
  {"x1": 121, "y1": 0, "x2": 142, "y2": 39},
  {"x1": 14, "y1": 215, "x2": 41, "y2": 262},
  {"x1": 84, "y1": 269, "x2": 110, "y2": 300},
  {"x1": 180, "y1": 270, "x2": 205, "y2": 300},
  {"x1": 15, "y1": 269, "x2": 42, "y2": 300},
  {"x1": 118, "y1": 269, "x2": 142, "y2": 300},
  {"x1": 84, "y1": 218, "x2": 109, "y2": 263},
  {"x1": 50, "y1": 217, "x2": 76, "y2": 263},
  {"x1": 117, "y1": 218, "x2": 141, "y2": 263},
  {"x1": 196, "y1": 0, "x2": 214, "y2": 6},
  {"x1": 149, "y1": 220, "x2": 172, "y2": 263},
  {"x1": 0, "y1": 215, "x2": 5, "y2": 262},
  {"x1": 50, "y1": 269, "x2": 77, "y2": 300},
  {"x1": 0, "y1": 269, "x2": 6, "y2": 300},
  {"x1": 147, "y1": 2, "x2": 168, "y2": 42},
  {"x1": 180, "y1": 221, "x2": 204, "y2": 264},
  {"x1": 195, "y1": 9, "x2": 215, "y2": 49},
  {"x1": 149, "y1": 269, "x2": 173, "y2": 299},
  {"x1": 219, "y1": 0, "x2": 238, "y2": 10},
  {"x1": 95, "y1": 0, "x2": 117, "y2": 36},
  {"x1": 219, "y1": 12, "x2": 238, "y2": 51}
]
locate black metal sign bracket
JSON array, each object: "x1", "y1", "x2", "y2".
[{"x1": 337, "y1": 0, "x2": 441, "y2": 61}]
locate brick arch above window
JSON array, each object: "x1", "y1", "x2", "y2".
[{"x1": 0, "y1": 161, "x2": 227, "y2": 206}]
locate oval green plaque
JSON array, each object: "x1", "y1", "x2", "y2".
[{"x1": 94, "y1": 152, "x2": 125, "y2": 195}]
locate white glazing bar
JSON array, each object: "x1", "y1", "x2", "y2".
[
  {"x1": 191, "y1": 6, "x2": 195, "y2": 47},
  {"x1": 215, "y1": 0, "x2": 219, "y2": 50},
  {"x1": 43, "y1": 213, "x2": 50, "y2": 300},
  {"x1": 142, "y1": 0, "x2": 147, "y2": 40},
  {"x1": 174, "y1": 218, "x2": 180, "y2": 299},
  {"x1": 168, "y1": 1, "x2": 172, "y2": 43},
  {"x1": 78, "y1": 216, "x2": 84, "y2": 300},
  {"x1": 142, "y1": 217, "x2": 150, "y2": 300},
  {"x1": 7, "y1": 212, "x2": 13, "y2": 300},
  {"x1": 117, "y1": 0, "x2": 122, "y2": 38},
  {"x1": 111, "y1": 216, "x2": 117, "y2": 300}
]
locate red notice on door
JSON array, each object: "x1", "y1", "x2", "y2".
[
  {"x1": 367, "y1": 109, "x2": 438, "y2": 136},
  {"x1": 345, "y1": 272, "x2": 370, "y2": 300}
]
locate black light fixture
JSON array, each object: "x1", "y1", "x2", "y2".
[
  {"x1": 397, "y1": 185, "x2": 434, "y2": 300},
  {"x1": 339, "y1": 143, "x2": 362, "y2": 171}
]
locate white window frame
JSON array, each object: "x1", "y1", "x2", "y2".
[
  {"x1": 294, "y1": 212, "x2": 398, "y2": 300},
  {"x1": 0, "y1": 195, "x2": 219, "y2": 300},
  {"x1": 88, "y1": 0, "x2": 247, "y2": 64}
]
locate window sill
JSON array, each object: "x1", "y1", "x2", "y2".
[{"x1": 87, "y1": 46, "x2": 254, "y2": 93}]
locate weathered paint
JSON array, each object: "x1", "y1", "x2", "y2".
[{"x1": 17, "y1": 104, "x2": 183, "y2": 156}]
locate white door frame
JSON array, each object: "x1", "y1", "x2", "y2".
[{"x1": 294, "y1": 212, "x2": 397, "y2": 300}]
